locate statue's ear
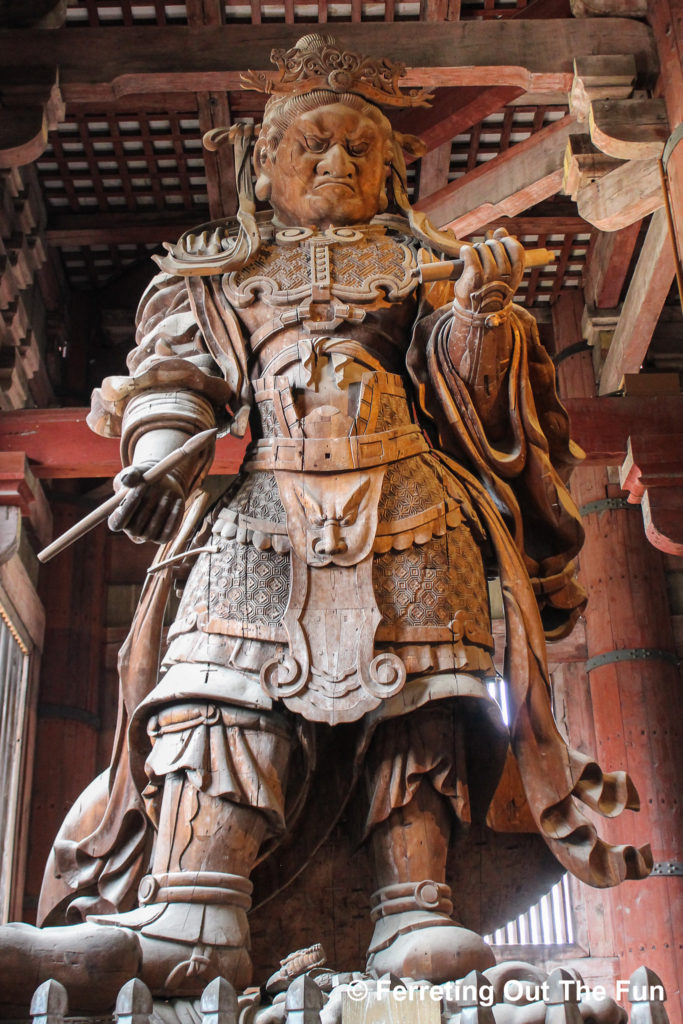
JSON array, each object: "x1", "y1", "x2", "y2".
[
  {"x1": 394, "y1": 131, "x2": 427, "y2": 159},
  {"x1": 253, "y1": 137, "x2": 272, "y2": 201}
]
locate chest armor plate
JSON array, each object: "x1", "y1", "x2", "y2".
[{"x1": 222, "y1": 225, "x2": 418, "y2": 310}]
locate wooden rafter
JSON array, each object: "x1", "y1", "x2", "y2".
[{"x1": 415, "y1": 113, "x2": 576, "y2": 233}]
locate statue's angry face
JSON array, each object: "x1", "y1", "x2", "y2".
[{"x1": 254, "y1": 100, "x2": 393, "y2": 228}]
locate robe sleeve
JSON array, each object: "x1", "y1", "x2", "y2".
[
  {"x1": 87, "y1": 271, "x2": 244, "y2": 443},
  {"x1": 407, "y1": 285, "x2": 586, "y2": 640}
]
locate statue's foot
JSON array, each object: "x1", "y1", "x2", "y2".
[
  {"x1": 0, "y1": 921, "x2": 142, "y2": 1015},
  {"x1": 89, "y1": 871, "x2": 254, "y2": 996},
  {"x1": 90, "y1": 903, "x2": 252, "y2": 995},
  {"x1": 366, "y1": 881, "x2": 495, "y2": 984}
]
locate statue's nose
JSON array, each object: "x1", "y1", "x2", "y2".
[
  {"x1": 317, "y1": 144, "x2": 353, "y2": 178},
  {"x1": 313, "y1": 521, "x2": 348, "y2": 556}
]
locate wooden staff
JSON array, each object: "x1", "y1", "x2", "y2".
[
  {"x1": 413, "y1": 246, "x2": 556, "y2": 282},
  {"x1": 38, "y1": 427, "x2": 218, "y2": 564}
]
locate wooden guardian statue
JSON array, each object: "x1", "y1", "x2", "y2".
[{"x1": 0, "y1": 32, "x2": 652, "y2": 1011}]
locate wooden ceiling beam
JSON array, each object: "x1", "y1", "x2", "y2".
[
  {"x1": 2, "y1": 394, "x2": 681, "y2": 478},
  {"x1": 45, "y1": 211, "x2": 202, "y2": 246},
  {"x1": 0, "y1": 21, "x2": 658, "y2": 104},
  {"x1": 415, "y1": 113, "x2": 576, "y2": 234},
  {"x1": 598, "y1": 207, "x2": 676, "y2": 395}
]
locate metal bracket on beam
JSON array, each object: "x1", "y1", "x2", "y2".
[
  {"x1": 662, "y1": 124, "x2": 683, "y2": 174},
  {"x1": 651, "y1": 861, "x2": 683, "y2": 876},
  {"x1": 585, "y1": 648, "x2": 680, "y2": 673},
  {"x1": 552, "y1": 340, "x2": 591, "y2": 367},
  {"x1": 579, "y1": 497, "x2": 632, "y2": 516}
]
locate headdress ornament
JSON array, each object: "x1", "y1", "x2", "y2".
[{"x1": 241, "y1": 33, "x2": 433, "y2": 109}]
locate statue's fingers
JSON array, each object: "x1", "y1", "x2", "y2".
[
  {"x1": 477, "y1": 241, "x2": 501, "y2": 282},
  {"x1": 492, "y1": 227, "x2": 510, "y2": 240},
  {"x1": 108, "y1": 486, "x2": 144, "y2": 532},
  {"x1": 457, "y1": 244, "x2": 483, "y2": 295},
  {"x1": 484, "y1": 237, "x2": 512, "y2": 279},
  {"x1": 501, "y1": 234, "x2": 526, "y2": 288},
  {"x1": 144, "y1": 490, "x2": 174, "y2": 542},
  {"x1": 118, "y1": 466, "x2": 145, "y2": 489},
  {"x1": 159, "y1": 497, "x2": 185, "y2": 545},
  {"x1": 126, "y1": 487, "x2": 162, "y2": 538}
]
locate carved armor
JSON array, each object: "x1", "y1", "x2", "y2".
[{"x1": 120, "y1": 222, "x2": 496, "y2": 726}]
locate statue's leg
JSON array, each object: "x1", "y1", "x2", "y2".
[
  {"x1": 364, "y1": 705, "x2": 494, "y2": 982},
  {"x1": 88, "y1": 701, "x2": 294, "y2": 995}
]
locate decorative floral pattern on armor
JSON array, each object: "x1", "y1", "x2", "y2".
[
  {"x1": 374, "y1": 394, "x2": 412, "y2": 431},
  {"x1": 328, "y1": 238, "x2": 411, "y2": 297},
  {"x1": 253, "y1": 399, "x2": 283, "y2": 440},
  {"x1": 176, "y1": 540, "x2": 290, "y2": 634},
  {"x1": 230, "y1": 471, "x2": 286, "y2": 524},
  {"x1": 223, "y1": 231, "x2": 417, "y2": 308},
  {"x1": 378, "y1": 455, "x2": 445, "y2": 524},
  {"x1": 373, "y1": 528, "x2": 489, "y2": 638}
]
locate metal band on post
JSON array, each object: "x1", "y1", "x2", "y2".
[
  {"x1": 585, "y1": 648, "x2": 680, "y2": 673},
  {"x1": 651, "y1": 861, "x2": 683, "y2": 877},
  {"x1": 579, "y1": 497, "x2": 633, "y2": 516}
]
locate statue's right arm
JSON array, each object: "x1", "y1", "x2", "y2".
[{"x1": 88, "y1": 271, "x2": 235, "y2": 544}]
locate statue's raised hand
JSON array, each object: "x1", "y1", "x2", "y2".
[
  {"x1": 454, "y1": 228, "x2": 524, "y2": 316},
  {"x1": 108, "y1": 467, "x2": 186, "y2": 545}
]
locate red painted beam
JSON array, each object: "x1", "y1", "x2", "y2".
[
  {"x1": 1, "y1": 396, "x2": 682, "y2": 478},
  {"x1": 0, "y1": 408, "x2": 246, "y2": 478}
]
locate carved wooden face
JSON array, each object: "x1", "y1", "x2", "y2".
[{"x1": 260, "y1": 102, "x2": 392, "y2": 228}]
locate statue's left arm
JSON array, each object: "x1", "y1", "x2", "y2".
[
  {"x1": 407, "y1": 232, "x2": 586, "y2": 639},
  {"x1": 408, "y1": 233, "x2": 652, "y2": 886}
]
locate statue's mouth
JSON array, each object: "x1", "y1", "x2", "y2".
[{"x1": 314, "y1": 179, "x2": 355, "y2": 192}]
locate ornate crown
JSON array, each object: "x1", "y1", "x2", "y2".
[{"x1": 241, "y1": 33, "x2": 433, "y2": 109}]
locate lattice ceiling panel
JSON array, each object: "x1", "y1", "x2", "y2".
[
  {"x1": 446, "y1": 105, "x2": 568, "y2": 180},
  {"x1": 64, "y1": 0, "x2": 530, "y2": 24},
  {"x1": 487, "y1": 223, "x2": 592, "y2": 306},
  {"x1": 60, "y1": 242, "x2": 161, "y2": 288},
  {"x1": 37, "y1": 110, "x2": 206, "y2": 215}
]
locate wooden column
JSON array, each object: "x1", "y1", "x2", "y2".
[
  {"x1": 22, "y1": 494, "x2": 107, "y2": 924},
  {"x1": 552, "y1": 291, "x2": 682, "y2": 1023}
]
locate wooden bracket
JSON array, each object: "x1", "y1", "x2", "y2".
[
  {"x1": 568, "y1": 55, "x2": 636, "y2": 123},
  {"x1": 0, "y1": 452, "x2": 52, "y2": 547},
  {"x1": 0, "y1": 68, "x2": 64, "y2": 169},
  {"x1": 620, "y1": 433, "x2": 683, "y2": 555},
  {"x1": 589, "y1": 97, "x2": 669, "y2": 161},
  {"x1": 576, "y1": 155, "x2": 663, "y2": 231},
  {"x1": 563, "y1": 134, "x2": 623, "y2": 201}
]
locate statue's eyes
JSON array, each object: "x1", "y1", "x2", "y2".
[
  {"x1": 304, "y1": 136, "x2": 327, "y2": 153},
  {"x1": 347, "y1": 141, "x2": 369, "y2": 157}
]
